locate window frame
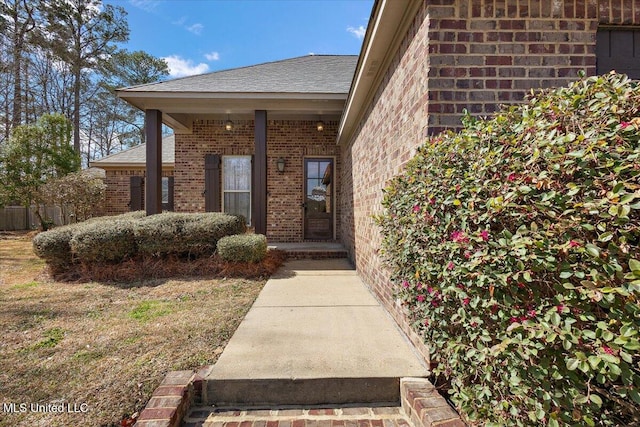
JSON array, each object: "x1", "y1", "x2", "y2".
[{"x1": 221, "y1": 155, "x2": 252, "y2": 225}]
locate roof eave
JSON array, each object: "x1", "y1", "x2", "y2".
[
  {"x1": 337, "y1": 0, "x2": 423, "y2": 145},
  {"x1": 88, "y1": 162, "x2": 175, "y2": 169},
  {"x1": 116, "y1": 91, "x2": 349, "y2": 133}
]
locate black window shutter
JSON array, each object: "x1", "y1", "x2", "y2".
[
  {"x1": 204, "y1": 154, "x2": 221, "y2": 212},
  {"x1": 167, "y1": 176, "x2": 174, "y2": 211},
  {"x1": 130, "y1": 176, "x2": 144, "y2": 211}
]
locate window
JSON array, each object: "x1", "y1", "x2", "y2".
[
  {"x1": 222, "y1": 156, "x2": 251, "y2": 224},
  {"x1": 596, "y1": 28, "x2": 640, "y2": 79},
  {"x1": 161, "y1": 177, "x2": 169, "y2": 204},
  {"x1": 161, "y1": 176, "x2": 174, "y2": 211}
]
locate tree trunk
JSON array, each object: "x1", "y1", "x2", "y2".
[
  {"x1": 11, "y1": 24, "x2": 23, "y2": 128},
  {"x1": 73, "y1": 66, "x2": 81, "y2": 153}
]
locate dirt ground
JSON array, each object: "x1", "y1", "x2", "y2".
[{"x1": 0, "y1": 232, "x2": 267, "y2": 426}]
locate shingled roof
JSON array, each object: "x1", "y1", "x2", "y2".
[
  {"x1": 119, "y1": 55, "x2": 358, "y2": 94},
  {"x1": 90, "y1": 135, "x2": 175, "y2": 168}
]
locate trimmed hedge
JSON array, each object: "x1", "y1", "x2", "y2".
[
  {"x1": 32, "y1": 212, "x2": 247, "y2": 267},
  {"x1": 180, "y1": 213, "x2": 246, "y2": 256},
  {"x1": 217, "y1": 234, "x2": 267, "y2": 263},
  {"x1": 377, "y1": 73, "x2": 640, "y2": 427},
  {"x1": 32, "y1": 224, "x2": 76, "y2": 267},
  {"x1": 134, "y1": 212, "x2": 246, "y2": 256},
  {"x1": 69, "y1": 220, "x2": 137, "y2": 263},
  {"x1": 134, "y1": 213, "x2": 189, "y2": 256}
]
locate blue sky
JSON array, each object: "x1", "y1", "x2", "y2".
[{"x1": 104, "y1": 0, "x2": 373, "y2": 78}]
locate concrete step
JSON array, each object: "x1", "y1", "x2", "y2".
[
  {"x1": 268, "y1": 243, "x2": 348, "y2": 259},
  {"x1": 205, "y1": 377, "x2": 402, "y2": 406},
  {"x1": 202, "y1": 259, "x2": 428, "y2": 407}
]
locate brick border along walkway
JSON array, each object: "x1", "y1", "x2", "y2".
[
  {"x1": 133, "y1": 370, "x2": 465, "y2": 427},
  {"x1": 184, "y1": 405, "x2": 412, "y2": 427}
]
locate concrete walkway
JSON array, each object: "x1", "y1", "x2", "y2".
[{"x1": 204, "y1": 259, "x2": 429, "y2": 407}]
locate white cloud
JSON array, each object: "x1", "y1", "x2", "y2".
[
  {"x1": 129, "y1": 0, "x2": 160, "y2": 12},
  {"x1": 187, "y1": 23, "x2": 204, "y2": 35},
  {"x1": 163, "y1": 55, "x2": 209, "y2": 78},
  {"x1": 172, "y1": 16, "x2": 187, "y2": 26},
  {"x1": 204, "y1": 51, "x2": 220, "y2": 61},
  {"x1": 347, "y1": 25, "x2": 366, "y2": 40}
]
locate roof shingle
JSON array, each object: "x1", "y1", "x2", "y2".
[
  {"x1": 119, "y1": 55, "x2": 358, "y2": 94},
  {"x1": 90, "y1": 135, "x2": 175, "y2": 167}
]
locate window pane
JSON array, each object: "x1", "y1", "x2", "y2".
[
  {"x1": 307, "y1": 162, "x2": 320, "y2": 179},
  {"x1": 224, "y1": 192, "x2": 251, "y2": 223},
  {"x1": 161, "y1": 177, "x2": 169, "y2": 203},
  {"x1": 223, "y1": 157, "x2": 251, "y2": 191}
]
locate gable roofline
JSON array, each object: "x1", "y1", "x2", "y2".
[
  {"x1": 116, "y1": 54, "x2": 358, "y2": 95},
  {"x1": 89, "y1": 134, "x2": 175, "y2": 169},
  {"x1": 115, "y1": 55, "x2": 358, "y2": 133},
  {"x1": 118, "y1": 54, "x2": 356, "y2": 93},
  {"x1": 337, "y1": 0, "x2": 422, "y2": 145}
]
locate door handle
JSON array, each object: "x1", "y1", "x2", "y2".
[
  {"x1": 301, "y1": 202, "x2": 307, "y2": 208},
  {"x1": 202, "y1": 190, "x2": 207, "y2": 196}
]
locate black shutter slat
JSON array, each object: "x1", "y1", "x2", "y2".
[
  {"x1": 204, "y1": 154, "x2": 221, "y2": 212},
  {"x1": 130, "y1": 176, "x2": 144, "y2": 211},
  {"x1": 167, "y1": 176, "x2": 174, "y2": 211}
]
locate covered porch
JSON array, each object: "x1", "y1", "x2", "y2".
[{"x1": 116, "y1": 56, "x2": 357, "y2": 242}]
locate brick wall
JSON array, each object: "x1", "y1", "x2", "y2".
[
  {"x1": 103, "y1": 168, "x2": 173, "y2": 215},
  {"x1": 340, "y1": 0, "x2": 639, "y2": 367},
  {"x1": 428, "y1": 0, "x2": 640, "y2": 134},
  {"x1": 340, "y1": 1, "x2": 432, "y2": 364},
  {"x1": 175, "y1": 119, "x2": 339, "y2": 242}
]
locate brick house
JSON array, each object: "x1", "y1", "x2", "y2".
[
  {"x1": 90, "y1": 134, "x2": 175, "y2": 214},
  {"x1": 115, "y1": 0, "x2": 639, "y2": 363}
]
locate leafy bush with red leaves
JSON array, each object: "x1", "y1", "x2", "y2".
[{"x1": 377, "y1": 73, "x2": 640, "y2": 426}]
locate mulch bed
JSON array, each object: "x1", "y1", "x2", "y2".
[{"x1": 51, "y1": 250, "x2": 287, "y2": 283}]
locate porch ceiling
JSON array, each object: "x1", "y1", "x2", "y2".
[{"x1": 117, "y1": 92, "x2": 348, "y2": 133}]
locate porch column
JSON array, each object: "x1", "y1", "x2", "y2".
[
  {"x1": 253, "y1": 110, "x2": 267, "y2": 234},
  {"x1": 145, "y1": 109, "x2": 162, "y2": 215}
]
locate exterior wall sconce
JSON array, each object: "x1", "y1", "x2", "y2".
[
  {"x1": 276, "y1": 157, "x2": 286, "y2": 173},
  {"x1": 225, "y1": 115, "x2": 234, "y2": 131},
  {"x1": 316, "y1": 120, "x2": 324, "y2": 132}
]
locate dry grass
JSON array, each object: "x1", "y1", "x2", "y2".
[{"x1": 0, "y1": 232, "x2": 283, "y2": 427}]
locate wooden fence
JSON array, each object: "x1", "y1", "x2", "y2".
[{"x1": 0, "y1": 205, "x2": 73, "y2": 231}]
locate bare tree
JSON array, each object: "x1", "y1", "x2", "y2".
[
  {"x1": 42, "y1": 0, "x2": 128, "y2": 153},
  {"x1": 0, "y1": 0, "x2": 38, "y2": 131}
]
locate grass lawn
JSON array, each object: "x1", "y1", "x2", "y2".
[{"x1": 0, "y1": 232, "x2": 267, "y2": 426}]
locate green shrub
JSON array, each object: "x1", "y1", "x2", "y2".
[
  {"x1": 377, "y1": 72, "x2": 640, "y2": 427},
  {"x1": 135, "y1": 212, "x2": 246, "y2": 257},
  {"x1": 69, "y1": 219, "x2": 136, "y2": 263},
  {"x1": 32, "y1": 224, "x2": 76, "y2": 266},
  {"x1": 134, "y1": 212, "x2": 189, "y2": 256},
  {"x1": 217, "y1": 234, "x2": 267, "y2": 263},
  {"x1": 84, "y1": 210, "x2": 146, "y2": 224},
  {"x1": 180, "y1": 213, "x2": 247, "y2": 256}
]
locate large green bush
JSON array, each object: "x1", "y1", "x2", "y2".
[
  {"x1": 69, "y1": 219, "x2": 137, "y2": 263},
  {"x1": 134, "y1": 212, "x2": 189, "y2": 256},
  {"x1": 33, "y1": 211, "x2": 247, "y2": 266},
  {"x1": 134, "y1": 212, "x2": 245, "y2": 256},
  {"x1": 32, "y1": 224, "x2": 76, "y2": 267},
  {"x1": 377, "y1": 73, "x2": 640, "y2": 426},
  {"x1": 180, "y1": 213, "x2": 246, "y2": 255},
  {"x1": 217, "y1": 234, "x2": 267, "y2": 263}
]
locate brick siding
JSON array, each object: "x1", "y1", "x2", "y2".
[
  {"x1": 340, "y1": 0, "x2": 432, "y2": 365},
  {"x1": 341, "y1": 0, "x2": 638, "y2": 367},
  {"x1": 103, "y1": 168, "x2": 173, "y2": 215},
  {"x1": 175, "y1": 119, "x2": 340, "y2": 242},
  {"x1": 428, "y1": 0, "x2": 640, "y2": 134}
]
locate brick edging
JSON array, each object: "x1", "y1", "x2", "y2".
[
  {"x1": 134, "y1": 366, "x2": 211, "y2": 427},
  {"x1": 401, "y1": 378, "x2": 466, "y2": 427}
]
